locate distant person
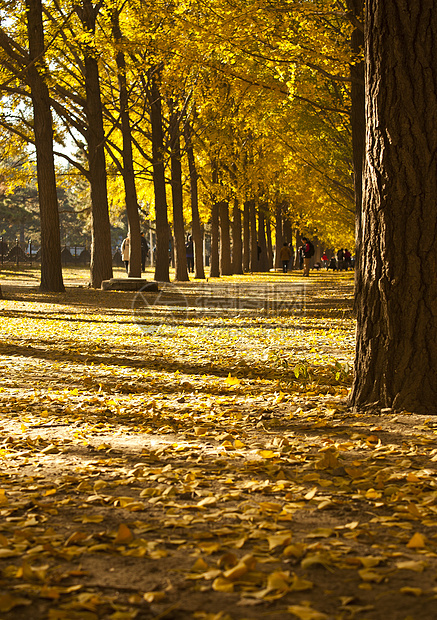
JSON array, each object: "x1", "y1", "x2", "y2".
[
  {"x1": 344, "y1": 248, "x2": 352, "y2": 270},
  {"x1": 185, "y1": 235, "x2": 194, "y2": 273},
  {"x1": 279, "y1": 242, "x2": 292, "y2": 273},
  {"x1": 328, "y1": 256, "x2": 337, "y2": 271},
  {"x1": 322, "y1": 251, "x2": 328, "y2": 268},
  {"x1": 301, "y1": 237, "x2": 315, "y2": 277},
  {"x1": 298, "y1": 245, "x2": 304, "y2": 269},
  {"x1": 337, "y1": 248, "x2": 345, "y2": 270},
  {"x1": 140, "y1": 232, "x2": 149, "y2": 272},
  {"x1": 169, "y1": 238, "x2": 174, "y2": 266},
  {"x1": 121, "y1": 234, "x2": 130, "y2": 273}
]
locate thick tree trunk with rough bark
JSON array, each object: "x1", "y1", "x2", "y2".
[
  {"x1": 184, "y1": 123, "x2": 205, "y2": 279},
  {"x1": 112, "y1": 10, "x2": 141, "y2": 278},
  {"x1": 26, "y1": 0, "x2": 64, "y2": 292},
  {"x1": 231, "y1": 199, "x2": 243, "y2": 274},
  {"x1": 148, "y1": 69, "x2": 169, "y2": 283},
  {"x1": 219, "y1": 201, "x2": 232, "y2": 275},
  {"x1": 209, "y1": 202, "x2": 220, "y2": 278},
  {"x1": 349, "y1": 1, "x2": 437, "y2": 415},
  {"x1": 169, "y1": 111, "x2": 188, "y2": 282},
  {"x1": 80, "y1": 0, "x2": 113, "y2": 288}
]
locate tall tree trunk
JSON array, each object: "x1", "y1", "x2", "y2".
[
  {"x1": 148, "y1": 68, "x2": 169, "y2": 282},
  {"x1": 209, "y1": 202, "x2": 220, "y2": 278},
  {"x1": 249, "y1": 199, "x2": 258, "y2": 272},
  {"x1": 232, "y1": 199, "x2": 243, "y2": 274},
  {"x1": 219, "y1": 201, "x2": 232, "y2": 275},
  {"x1": 258, "y1": 206, "x2": 268, "y2": 272},
  {"x1": 169, "y1": 108, "x2": 188, "y2": 281},
  {"x1": 80, "y1": 0, "x2": 113, "y2": 288},
  {"x1": 266, "y1": 217, "x2": 273, "y2": 270},
  {"x1": 184, "y1": 122, "x2": 205, "y2": 279},
  {"x1": 349, "y1": 0, "x2": 437, "y2": 414},
  {"x1": 26, "y1": 0, "x2": 64, "y2": 292},
  {"x1": 243, "y1": 200, "x2": 250, "y2": 272},
  {"x1": 112, "y1": 10, "x2": 141, "y2": 278},
  {"x1": 274, "y1": 201, "x2": 283, "y2": 270},
  {"x1": 347, "y1": 0, "x2": 365, "y2": 308},
  {"x1": 294, "y1": 229, "x2": 301, "y2": 269},
  {"x1": 283, "y1": 216, "x2": 293, "y2": 246}
]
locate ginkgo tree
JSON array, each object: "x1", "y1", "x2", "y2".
[
  {"x1": 350, "y1": 0, "x2": 437, "y2": 415},
  {"x1": 0, "y1": 0, "x2": 358, "y2": 286},
  {"x1": 0, "y1": 0, "x2": 64, "y2": 291}
]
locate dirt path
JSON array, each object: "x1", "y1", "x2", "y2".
[{"x1": 0, "y1": 270, "x2": 436, "y2": 620}]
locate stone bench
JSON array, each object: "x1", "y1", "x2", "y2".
[{"x1": 101, "y1": 278, "x2": 159, "y2": 292}]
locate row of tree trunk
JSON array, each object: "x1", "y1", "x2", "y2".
[
  {"x1": 19, "y1": 0, "x2": 330, "y2": 293},
  {"x1": 21, "y1": 0, "x2": 313, "y2": 292}
]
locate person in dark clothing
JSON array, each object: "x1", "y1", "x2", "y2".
[
  {"x1": 185, "y1": 235, "x2": 194, "y2": 273},
  {"x1": 140, "y1": 232, "x2": 149, "y2": 272},
  {"x1": 279, "y1": 242, "x2": 292, "y2": 273},
  {"x1": 301, "y1": 237, "x2": 314, "y2": 277},
  {"x1": 298, "y1": 245, "x2": 304, "y2": 269}
]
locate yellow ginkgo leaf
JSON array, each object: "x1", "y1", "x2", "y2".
[
  {"x1": 114, "y1": 523, "x2": 134, "y2": 545},
  {"x1": 267, "y1": 532, "x2": 293, "y2": 550},
  {"x1": 289, "y1": 574, "x2": 314, "y2": 592},
  {"x1": 258, "y1": 450, "x2": 276, "y2": 459},
  {"x1": 143, "y1": 591, "x2": 166, "y2": 603},
  {"x1": 287, "y1": 604, "x2": 328, "y2": 620},
  {"x1": 399, "y1": 587, "x2": 423, "y2": 596},
  {"x1": 212, "y1": 576, "x2": 234, "y2": 592},
  {"x1": 223, "y1": 561, "x2": 248, "y2": 580},
  {"x1": 266, "y1": 570, "x2": 289, "y2": 591},
  {"x1": 396, "y1": 560, "x2": 426, "y2": 572},
  {"x1": 406, "y1": 532, "x2": 426, "y2": 548},
  {"x1": 0, "y1": 594, "x2": 31, "y2": 612}
]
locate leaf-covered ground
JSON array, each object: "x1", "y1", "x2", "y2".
[{"x1": 1, "y1": 267, "x2": 437, "y2": 620}]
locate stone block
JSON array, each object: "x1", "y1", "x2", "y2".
[{"x1": 101, "y1": 278, "x2": 159, "y2": 292}]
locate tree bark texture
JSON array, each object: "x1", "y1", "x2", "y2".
[
  {"x1": 112, "y1": 10, "x2": 141, "y2": 278},
  {"x1": 347, "y1": 0, "x2": 365, "y2": 307},
  {"x1": 184, "y1": 123, "x2": 205, "y2": 279},
  {"x1": 81, "y1": 0, "x2": 113, "y2": 288},
  {"x1": 274, "y1": 202, "x2": 283, "y2": 269},
  {"x1": 258, "y1": 206, "x2": 268, "y2": 272},
  {"x1": 231, "y1": 199, "x2": 243, "y2": 274},
  {"x1": 169, "y1": 111, "x2": 188, "y2": 282},
  {"x1": 266, "y1": 217, "x2": 273, "y2": 270},
  {"x1": 219, "y1": 201, "x2": 232, "y2": 275},
  {"x1": 26, "y1": 0, "x2": 64, "y2": 292},
  {"x1": 209, "y1": 202, "x2": 220, "y2": 278},
  {"x1": 349, "y1": 0, "x2": 437, "y2": 414},
  {"x1": 249, "y1": 200, "x2": 258, "y2": 272},
  {"x1": 242, "y1": 200, "x2": 250, "y2": 272},
  {"x1": 148, "y1": 69, "x2": 169, "y2": 282}
]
